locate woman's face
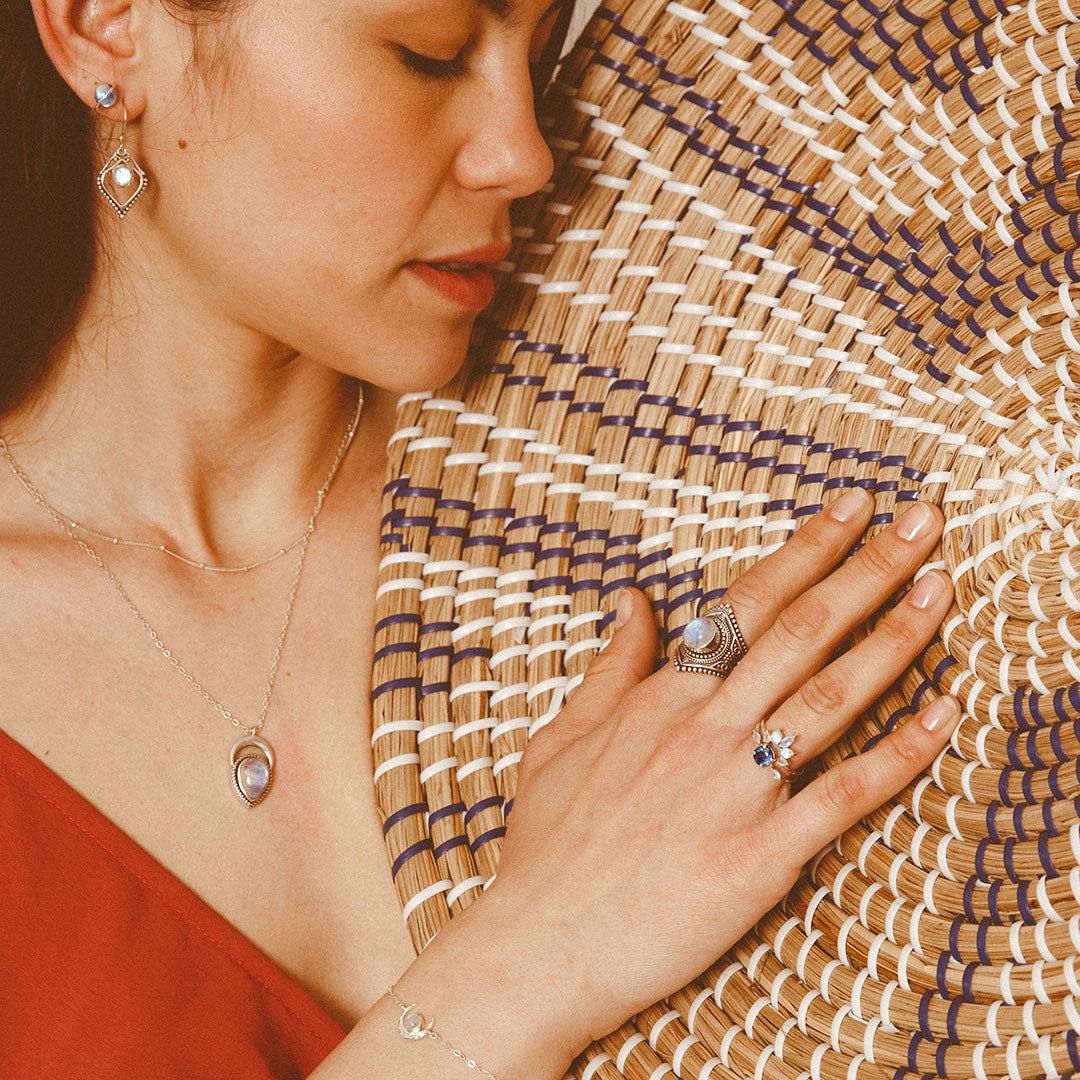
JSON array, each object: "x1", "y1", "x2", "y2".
[{"x1": 134, "y1": 0, "x2": 560, "y2": 389}]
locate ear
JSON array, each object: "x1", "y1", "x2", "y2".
[{"x1": 30, "y1": 0, "x2": 147, "y2": 119}]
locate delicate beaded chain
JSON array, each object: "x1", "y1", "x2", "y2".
[
  {"x1": 0, "y1": 385, "x2": 364, "y2": 736},
  {"x1": 0, "y1": 385, "x2": 364, "y2": 573},
  {"x1": 388, "y1": 985, "x2": 502, "y2": 1080}
]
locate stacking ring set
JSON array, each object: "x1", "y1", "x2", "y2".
[{"x1": 672, "y1": 603, "x2": 797, "y2": 782}]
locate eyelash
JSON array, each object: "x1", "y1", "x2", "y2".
[{"x1": 398, "y1": 47, "x2": 468, "y2": 82}]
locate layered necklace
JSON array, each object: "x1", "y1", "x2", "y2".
[{"x1": 0, "y1": 385, "x2": 364, "y2": 807}]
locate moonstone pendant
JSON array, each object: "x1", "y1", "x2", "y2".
[{"x1": 230, "y1": 735, "x2": 275, "y2": 807}]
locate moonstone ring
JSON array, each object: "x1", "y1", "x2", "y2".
[{"x1": 672, "y1": 602, "x2": 748, "y2": 678}]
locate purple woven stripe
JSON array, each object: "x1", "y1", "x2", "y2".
[
  {"x1": 596, "y1": 53, "x2": 629, "y2": 74},
  {"x1": 618, "y1": 74, "x2": 652, "y2": 94},
  {"x1": 383, "y1": 802, "x2": 427, "y2": 835},
  {"x1": 612, "y1": 23, "x2": 646, "y2": 44},
  {"x1": 658, "y1": 68, "x2": 695, "y2": 87},
  {"x1": 917, "y1": 991, "x2": 935, "y2": 1040},
  {"x1": 515, "y1": 341, "x2": 561, "y2": 353},
  {"x1": 375, "y1": 642, "x2": 417, "y2": 663},
  {"x1": 873, "y1": 19, "x2": 902, "y2": 49},
  {"x1": 545, "y1": 522, "x2": 577, "y2": 536},
  {"x1": 428, "y1": 801, "x2": 466, "y2": 826},
  {"x1": 935, "y1": 1038, "x2": 950, "y2": 1077},
  {"x1": 469, "y1": 827, "x2": 506, "y2": 852},
  {"x1": 644, "y1": 97, "x2": 677, "y2": 116},
  {"x1": 465, "y1": 795, "x2": 504, "y2": 826},
  {"x1": 684, "y1": 90, "x2": 720, "y2": 113},
  {"x1": 451, "y1": 647, "x2": 491, "y2": 664},
  {"x1": 391, "y1": 837, "x2": 433, "y2": 879},
  {"x1": 635, "y1": 47, "x2": 666, "y2": 67},
  {"x1": 433, "y1": 835, "x2": 468, "y2": 861},
  {"x1": 376, "y1": 612, "x2": 420, "y2": 632},
  {"x1": 371, "y1": 677, "x2": 420, "y2": 700}
]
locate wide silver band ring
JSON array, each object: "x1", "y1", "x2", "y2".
[
  {"x1": 752, "y1": 725, "x2": 798, "y2": 783},
  {"x1": 672, "y1": 602, "x2": 748, "y2": 678}
]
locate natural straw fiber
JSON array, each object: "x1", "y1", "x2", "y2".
[{"x1": 372, "y1": 1, "x2": 1080, "y2": 1077}]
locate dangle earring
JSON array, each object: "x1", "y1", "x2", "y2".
[{"x1": 94, "y1": 84, "x2": 147, "y2": 220}]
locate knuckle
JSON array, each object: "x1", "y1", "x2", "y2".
[
  {"x1": 856, "y1": 537, "x2": 903, "y2": 581},
  {"x1": 790, "y1": 518, "x2": 835, "y2": 560},
  {"x1": 873, "y1": 614, "x2": 918, "y2": 657},
  {"x1": 800, "y1": 669, "x2": 847, "y2": 717},
  {"x1": 774, "y1": 595, "x2": 830, "y2": 648},
  {"x1": 703, "y1": 828, "x2": 758, "y2": 888},
  {"x1": 654, "y1": 712, "x2": 713, "y2": 762},
  {"x1": 888, "y1": 724, "x2": 928, "y2": 767},
  {"x1": 724, "y1": 572, "x2": 778, "y2": 619},
  {"x1": 822, "y1": 763, "x2": 869, "y2": 814}
]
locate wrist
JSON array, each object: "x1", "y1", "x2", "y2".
[{"x1": 394, "y1": 893, "x2": 586, "y2": 1080}]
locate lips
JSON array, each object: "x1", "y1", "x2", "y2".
[{"x1": 406, "y1": 242, "x2": 511, "y2": 311}]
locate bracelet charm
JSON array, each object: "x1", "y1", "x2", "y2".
[
  {"x1": 388, "y1": 985, "x2": 503, "y2": 1079},
  {"x1": 398, "y1": 1004, "x2": 435, "y2": 1040}
]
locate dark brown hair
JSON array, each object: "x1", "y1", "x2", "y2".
[
  {"x1": 0, "y1": 0, "x2": 238, "y2": 419},
  {"x1": 1, "y1": 0, "x2": 94, "y2": 417}
]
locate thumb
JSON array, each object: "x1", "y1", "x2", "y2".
[{"x1": 522, "y1": 589, "x2": 658, "y2": 772}]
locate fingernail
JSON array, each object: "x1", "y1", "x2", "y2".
[
  {"x1": 896, "y1": 503, "x2": 935, "y2": 542},
  {"x1": 920, "y1": 696, "x2": 959, "y2": 733},
  {"x1": 828, "y1": 488, "x2": 871, "y2": 523},
  {"x1": 614, "y1": 589, "x2": 633, "y2": 629},
  {"x1": 908, "y1": 571, "x2": 946, "y2": 609}
]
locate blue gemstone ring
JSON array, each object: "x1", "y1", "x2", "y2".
[
  {"x1": 672, "y1": 602, "x2": 748, "y2": 678},
  {"x1": 752, "y1": 726, "x2": 797, "y2": 782}
]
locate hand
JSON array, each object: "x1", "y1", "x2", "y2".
[{"x1": 469, "y1": 488, "x2": 959, "y2": 1064}]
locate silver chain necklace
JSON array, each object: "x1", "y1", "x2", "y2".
[
  {"x1": 0, "y1": 385, "x2": 364, "y2": 807},
  {"x1": 40, "y1": 514, "x2": 311, "y2": 573}
]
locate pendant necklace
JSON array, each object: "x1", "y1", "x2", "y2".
[{"x1": 0, "y1": 385, "x2": 364, "y2": 807}]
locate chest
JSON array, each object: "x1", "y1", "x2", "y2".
[{"x1": 0, "y1": 516, "x2": 415, "y2": 1028}]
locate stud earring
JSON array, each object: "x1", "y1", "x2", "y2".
[
  {"x1": 94, "y1": 86, "x2": 147, "y2": 220},
  {"x1": 93, "y1": 83, "x2": 118, "y2": 109}
]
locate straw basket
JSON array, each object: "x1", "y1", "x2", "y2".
[{"x1": 372, "y1": 0, "x2": 1080, "y2": 1076}]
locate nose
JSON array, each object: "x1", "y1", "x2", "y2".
[{"x1": 454, "y1": 63, "x2": 555, "y2": 200}]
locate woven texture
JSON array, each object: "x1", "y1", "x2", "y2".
[{"x1": 372, "y1": 1, "x2": 1080, "y2": 1077}]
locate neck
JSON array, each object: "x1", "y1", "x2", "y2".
[{"x1": 4, "y1": 285, "x2": 392, "y2": 567}]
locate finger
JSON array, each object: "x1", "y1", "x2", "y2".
[
  {"x1": 522, "y1": 588, "x2": 656, "y2": 773},
  {"x1": 718, "y1": 501, "x2": 944, "y2": 719},
  {"x1": 765, "y1": 568, "x2": 954, "y2": 761},
  {"x1": 717, "y1": 487, "x2": 875, "y2": 643},
  {"x1": 656, "y1": 489, "x2": 876, "y2": 702},
  {"x1": 765, "y1": 695, "x2": 961, "y2": 867}
]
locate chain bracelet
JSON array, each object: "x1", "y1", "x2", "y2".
[{"x1": 388, "y1": 985, "x2": 502, "y2": 1080}]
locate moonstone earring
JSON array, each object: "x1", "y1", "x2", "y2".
[{"x1": 94, "y1": 85, "x2": 147, "y2": 220}]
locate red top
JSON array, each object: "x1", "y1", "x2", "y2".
[{"x1": 0, "y1": 728, "x2": 346, "y2": 1076}]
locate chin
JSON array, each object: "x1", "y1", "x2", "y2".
[{"x1": 357, "y1": 324, "x2": 476, "y2": 394}]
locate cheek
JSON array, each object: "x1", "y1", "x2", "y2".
[{"x1": 246, "y1": 64, "x2": 452, "y2": 260}]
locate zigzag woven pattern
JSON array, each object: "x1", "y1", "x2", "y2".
[{"x1": 372, "y1": 1, "x2": 1080, "y2": 1076}]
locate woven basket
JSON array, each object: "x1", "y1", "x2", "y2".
[{"x1": 372, "y1": 1, "x2": 1080, "y2": 1077}]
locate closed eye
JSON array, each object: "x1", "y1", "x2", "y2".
[{"x1": 398, "y1": 46, "x2": 468, "y2": 81}]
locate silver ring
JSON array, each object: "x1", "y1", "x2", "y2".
[
  {"x1": 752, "y1": 726, "x2": 797, "y2": 782},
  {"x1": 672, "y1": 602, "x2": 748, "y2": 678}
]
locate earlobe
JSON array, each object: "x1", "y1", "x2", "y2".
[{"x1": 30, "y1": 0, "x2": 145, "y2": 117}]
